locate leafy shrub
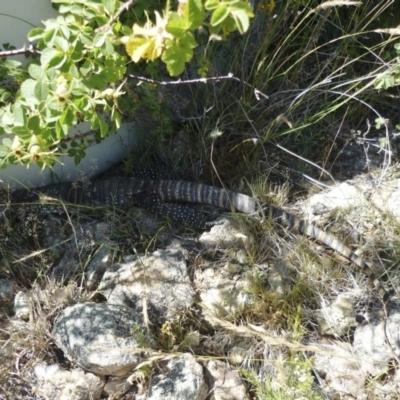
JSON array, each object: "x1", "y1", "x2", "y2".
[{"x1": 0, "y1": 0, "x2": 253, "y2": 168}]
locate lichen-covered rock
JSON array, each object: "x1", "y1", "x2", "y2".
[
  {"x1": 32, "y1": 363, "x2": 104, "y2": 400},
  {"x1": 136, "y1": 353, "x2": 208, "y2": 400},
  {"x1": 52, "y1": 302, "x2": 152, "y2": 376},
  {"x1": 99, "y1": 247, "x2": 195, "y2": 321}
]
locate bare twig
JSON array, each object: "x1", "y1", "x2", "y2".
[
  {"x1": 0, "y1": 44, "x2": 41, "y2": 58},
  {"x1": 128, "y1": 73, "x2": 269, "y2": 100}
]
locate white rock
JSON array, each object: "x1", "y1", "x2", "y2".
[
  {"x1": 314, "y1": 294, "x2": 358, "y2": 336},
  {"x1": 204, "y1": 360, "x2": 249, "y2": 400},
  {"x1": 52, "y1": 302, "x2": 150, "y2": 376},
  {"x1": 100, "y1": 248, "x2": 195, "y2": 321},
  {"x1": 33, "y1": 363, "x2": 104, "y2": 400},
  {"x1": 136, "y1": 353, "x2": 208, "y2": 400}
]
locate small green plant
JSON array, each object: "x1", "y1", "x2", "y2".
[
  {"x1": 374, "y1": 42, "x2": 400, "y2": 90},
  {"x1": 241, "y1": 353, "x2": 321, "y2": 400}
]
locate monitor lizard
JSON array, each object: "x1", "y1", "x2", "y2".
[{"x1": 5, "y1": 177, "x2": 390, "y2": 304}]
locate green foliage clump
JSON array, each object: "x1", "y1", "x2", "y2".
[
  {"x1": 241, "y1": 353, "x2": 321, "y2": 400},
  {"x1": 374, "y1": 42, "x2": 400, "y2": 90},
  {"x1": 0, "y1": 0, "x2": 253, "y2": 168}
]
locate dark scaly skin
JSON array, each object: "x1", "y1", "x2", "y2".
[{"x1": 8, "y1": 178, "x2": 390, "y2": 303}]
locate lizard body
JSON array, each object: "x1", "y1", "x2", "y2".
[{"x1": 7, "y1": 178, "x2": 389, "y2": 302}]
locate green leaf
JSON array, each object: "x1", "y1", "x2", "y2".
[
  {"x1": 54, "y1": 36, "x2": 69, "y2": 52},
  {"x1": 69, "y1": 4, "x2": 84, "y2": 15},
  {"x1": 210, "y1": 6, "x2": 229, "y2": 26},
  {"x1": 0, "y1": 89, "x2": 10, "y2": 103},
  {"x1": 27, "y1": 116, "x2": 41, "y2": 132},
  {"x1": 60, "y1": 107, "x2": 75, "y2": 127},
  {"x1": 101, "y1": 39, "x2": 114, "y2": 56},
  {"x1": 162, "y1": 34, "x2": 197, "y2": 76},
  {"x1": 71, "y1": 41, "x2": 84, "y2": 62},
  {"x1": 374, "y1": 74, "x2": 394, "y2": 90},
  {"x1": 84, "y1": 8, "x2": 97, "y2": 19},
  {"x1": 102, "y1": 58, "x2": 126, "y2": 82},
  {"x1": 55, "y1": 120, "x2": 69, "y2": 139},
  {"x1": 167, "y1": 14, "x2": 187, "y2": 38},
  {"x1": 70, "y1": 80, "x2": 91, "y2": 95},
  {"x1": 43, "y1": 29, "x2": 57, "y2": 46},
  {"x1": 67, "y1": 148, "x2": 76, "y2": 157},
  {"x1": 80, "y1": 60, "x2": 93, "y2": 76},
  {"x1": 69, "y1": 64, "x2": 80, "y2": 78},
  {"x1": 205, "y1": 0, "x2": 219, "y2": 10},
  {"x1": 74, "y1": 151, "x2": 84, "y2": 165},
  {"x1": 28, "y1": 27, "x2": 45, "y2": 42},
  {"x1": 223, "y1": 15, "x2": 237, "y2": 32},
  {"x1": 58, "y1": 5, "x2": 71, "y2": 13},
  {"x1": 41, "y1": 48, "x2": 66, "y2": 68},
  {"x1": 111, "y1": 110, "x2": 122, "y2": 128},
  {"x1": 120, "y1": 24, "x2": 132, "y2": 36},
  {"x1": 231, "y1": 9, "x2": 250, "y2": 34},
  {"x1": 34, "y1": 80, "x2": 50, "y2": 102},
  {"x1": 21, "y1": 79, "x2": 37, "y2": 100},
  {"x1": 93, "y1": 33, "x2": 106, "y2": 47},
  {"x1": 65, "y1": 14, "x2": 76, "y2": 24},
  {"x1": 46, "y1": 68, "x2": 58, "y2": 81},
  {"x1": 98, "y1": 118, "x2": 108, "y2": 138},
  {"x1": 229, "y1": 2, "x2": 254, "y2": 13},
  {"x1": 80, "y1": 27, "x2": 94, "y2": 46},
  {"x1": 0, "y1": 146, "x2": 10, "y2": 158},
  {"x1": 28, "y1": 64, "x2": 45, "y2": 80},
  {"x1": 102, "y1": 0, "x2": 115, "y2": 14},
  {"x1": 83, "y1": 75, "x2": 108, "y2": 90},
  {"x1": 185, "y1": 0, "x2": 205, "y2": 29},
  {"x1": 2, "y1": 138, "x2": 12, "y2": 148},
  {"x1": 60, "y1": 23, "x2": 72, "y2": 40},
  {"x1": 13, "y1": 104, "x2": 26, "y2": 127},
  {"x1": 11, "y1": 126, "x2": 30, "y2": 138},
  {"x1": 2, "y1": 109, "x2": 14, "y2": 126}
]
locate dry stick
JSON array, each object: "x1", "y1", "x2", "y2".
[
  {"x1": 0, "y1": 44, "x2": 41, "y2": 58},
  {"x1": 128, "y1": 73, "x2": 269, "y2": 101}
]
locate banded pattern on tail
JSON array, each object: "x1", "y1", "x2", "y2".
[{"x1": 9, "y1": 177, "x2": 389, "y2": 302}]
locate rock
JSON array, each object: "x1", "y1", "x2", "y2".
[
  {"x1": 32, "y1": 363, "x2": 104, "y2": 400},
  {"x1": 223, "y1": 262, "x2": 244, "y2": 275},
  {"x1": 370, "y1": 179, "x2": 400, "y2": 221},
  {"x1": 13, "y1": 291, "x2": 30, "y2": 320},
  {"x1": 136, "y1": 353, "x2": 208, "y2": 400},
  {"x1": 0, "y1": 278, "x2": 15, "y2": 305},
  {"x1": 313, "y1": 294, "x2": 358, "y2": 336},
  {"x1": 99, "y1": 248, "x2": 195, "y2": 322},
  {"x1": 204, "y1": 360, "x2": 249, "y2": 400},
  {"x1": 85, "y1": 240, "x2": 117, "y2": 290},
  {"x1": 227, "y1": 341, "x2": 253, "y2": 365},
  {"x1": 44, "y1": 220, "x2": 116, "y2": 281},
  {"x1": 102, "y1": 375, "x2": 132, "y2": 398},
  {"x1": 371, "y1": 367, "x2": 400, "y2": 398},
  {"x1": 52, "y1": 302, "x2": 152, "y2": 376},
  {"x1": 199, "y1": 218, "x2": 254, "y2": 251},
  {"x1": 264, "y1": 260, "x2": 292, "y2": 298},
  {"x1": 304, "y1": 182, "x2": 366, "y2": 221},
  {"x1": 196, "y1": 267, "x2": 252, "y2": 326},
  {"x1": 313, "y1": 341, "x2": 367, "y2": 399},
  {"x1": 353, "y1": 300, "x2": 400, "y2": 376}
]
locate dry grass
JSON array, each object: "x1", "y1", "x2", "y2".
[{"x1": 2, "y1": 0, "x2": 400, "y2": 398}]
